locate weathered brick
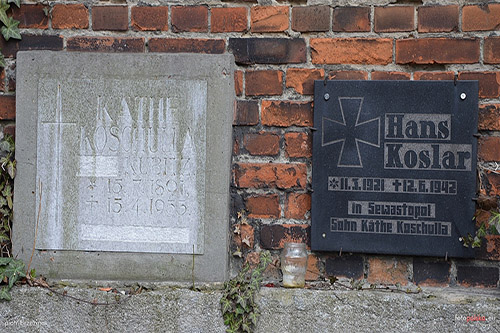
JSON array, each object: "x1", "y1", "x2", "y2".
[
  {"x1": 292, "y1": 6, "x2": 329, "y2": 32},
  {"x1": 0, "y1": 34, "x2": 63, "y2": 58},
  {"x1": 479, "y1": 104, "x2": 500, "y2": 131},
  {"x1": 305, "y1": 254, "x2": 320, "y2": 281},
  {"x1": 251, "y1": 6, "x2": 289, "y2": 33},
  {"x1": 228, "y1": 38, "x2": 306, "y2": 65},
  {"x1": 92, "y1": 6, "x2": 128, "y2": 31},
  {"x1": 234, "y1": 100, "x2": 259, "y2": 126},
  {"x1": 3, "y1": 124, "x2": 15, "y2": 140},
  {"x1": 478, "y1": 136, "x2": 500, "y2": 161},
  {"x1": 458, "y1": 72, "x2": 500, "y2": 99},
  {"x1": 246, "y1": 195, "x2": 280, "y2": 218},
  {"x1": 413, "y1": 71, "x2": 455, "y2": 81},
  {"x1": 67, "y1": 37, "x2": 144, "y2": 52},
  {"x1": 286, "y1": 68, "x2": 324, "y2": 95},
  {"x1": 234, "y1": 70, "x2": 243, "y2": 96},
  {"x1": 329, "y1": 70, "x2": 368, "y2": 80},
  {"x1": 413, "y1": 258, "x2": 450, "y2": 286},
  {"x1": 418, "y1": 5, "x2": 458, "y2": 32},
  {"x1": 0, "y1": 96, "x2": 15, "y2": 120},
  {"x1": 285, "y1": 132, "x2": 311, "y2": 158},
  {"x1": 149, "y1": 38, "x2": 225, "y2": 54},
  {"x1": 234, "y1": 224, "x2": 254, "y2": 249},
  {"x1": 325, "y1": 255, "x2": 364, "y2": 279},
  {"x1": 131, "y1": 6, "x2": 168, "y2": 31},
  {"x1": 6, "y1": 64, "x2": 14, "y2": 92},
  {"x1": 367, "y1": 257, "x2": 410, "y2": 285},
  {"x1": 285, "y1": 193, "x2": 311, "y2": 219},
  {"x1": 374, "y1": 6, "x2": 414, "y2": 32},
  {"x1": 457, "y1": 265, "x2": 499, "y2": 287},
  {"x1": 396, "y1": 38, "x2": 479, "y2": 64},
  {"x1": 245, "y1": 70, "x2": 283, "y2": 96},
  {"x1": 234, "y1": 163, "x2": 307, "y2": 189},
  {"x1": 463, "y1": 4, "x2": 500, "y2": 32},
  {"x1": 372, "y1": 71, "x2": 410, "y2": 80},
  {"x1": 333, "y1": 7, "x2": 370, "y2": 32},
  {"x1": 52, "y1": 4, "x2": 89, "y2": 29},
  {"x1": 485, "y1": 171, "x2": 500, "y2": 198},
  {"x1": 311, "y1": 38, "x2": 393, "y2": 65},
  {"x1": 211, "y1": 7, "x2": 247, "y2": 33},
  {"x1": 0, "y1": 70, "x2": 4, "y2": 92},
  {"x1": 261, "y1": 101, "x2": 312, "y2": 127},
  {"x1": 244, "y1": 132, "x2": 280, "y2": 156},
  {"x1": 260, "y1": 224, "x2": 310, "y2": 249},
  {"x1": 171, "y1": 6, "x2": 208, "y2": 32},
  {"x1": 484, "y1": 37, "x2": 500, "y2": 64},
  {"x1": 11, "y1": 4, "x2": 48, "y2": 29}
]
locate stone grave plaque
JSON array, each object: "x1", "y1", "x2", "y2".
[
  {"x1": 312, "y1": 81, "x2": 478, "y2": 257},
  {"x1": 14, "y1": 51, "x2": 234, "y2": 281}
]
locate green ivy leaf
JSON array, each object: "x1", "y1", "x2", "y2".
[
  {"x1": 0, "y1": 141, "x2": 10, "y2": 153},
  {"x1": 4, "y1": 259, "x2": 25, "y2": 288},
  {"x1": 0, "y1": 257, "x2": 12, "y2": 266},
  {"x1": 2, "y1": 184, "x2": 11, "y2": 198},
  {"x1": 221, "y1": 298, "x2": 232, "y2": 315},
  {"x1": 1, "y1": 17, "x2": 21, "y2": 41},
  {"x1": 248, "y1": 311, "x2": 259, "y2": 326},
  {"x1": 0, "y1": 4, "x2": 9, "y2": 27},
  {"x1": 7, "y1": 0, "x2": 20, "y2": 8},
  {"x1": 241, "y1": 322, "x2": 251, "y2": 333},
  {"x1": 0, "y1": 286, "x2": 12, "y2": 301},
  {"x1": 0, "y1": 232, "x2": 9, "y2": 242}
]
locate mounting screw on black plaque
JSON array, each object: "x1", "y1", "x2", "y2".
[{"x1": 311, "y1": 80, "x2": 478, "y2": 258}]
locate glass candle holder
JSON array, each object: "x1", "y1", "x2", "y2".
[{"x1": 280, "y1": 242, "x2": 308, "y2": 288}]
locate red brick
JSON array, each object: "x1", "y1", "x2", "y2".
[
  {"x1": 261, "y1": 101, "x2": 312, "y2": 127},
  {"x1": 305, "y1": 254, "x2": 320, "y2": 281},
  {"x1": 413, "y1": 258, "x2": 450, "y2": 286},
  {"x1": 286, "y1": 68, "x2": 324, "y2": 95},
  {"x1": 67, "y1": 37, "x2": 144, "y2": 52},
  {"x1": 244, "y1": 132, "x2": 280, "y2": 156},
  {"x1": 149, "y1": 38, "x2": 224, "y2": 54},
  {"x1": 11, "y1": 4, "x2": 48, "y2": 29},
  {"x1": 418, "y1": 5, "x2": 458, "y2": 32},
  {"x1": 292, "y1": 6, "x2": 329, "y2": 32},
  {"x1": 311, "y1": 38, "x2": 393, "y2": 65},
  {"x1": 92, "y1": 6, "x2": 128, "y2": 31},
  {"x1": 396, "y1": 38, "x2": 479, "y2": 64},
  {"x1": 251, "y1": 6, "x2": 289, "y2": 32},
  {"x1": 3, "y1": 125, "x2": 15, "y2": 140},
  {"x1": 367, "y1": 257, "x2": 410, "y2": 285},
  {"x1": 260, "y1": 224, "x2": 310, "y2": 249},
  {"x1": 234, "y1": 224, "x2": 255, "y2": 249},
  {"x1": 0, "y1": 34, "x2": 63, "y2": 58},
  {"x1": 234, "y1": 100, "x2": 259, "y2": 126},
  {"x1": 235, "y1": 70, "x2": 243, "y2": 96},
  {"x1": 375, "y1": 6, "x2": 414, "y2": 32},
  {"x1": 413, "y1": 71, "x2": 455, "y2": 80},
  {"x1": 372, "y1": 71, "x2": 410, "y2": 80},
  {"x1": 479, "y1": 104, "x2": 500, "y2": 131},
  {"x1": 234, "y1": 163, "x2": 307, "y2": 189},
  {"x1": 246, "y1": 195, "x2": 280, "y2": 218},
  {"x1": 52, "y1": 4, "x2": 88, "y2": 29},
  {"x1": 484, "y1": 37, "x2": 500, "y2": 64},
  {"x1": 329, "y1": 70, "x2": 368, "y2": 80},
  {"x1": 463, "y1": 4, "x2": 500, "y2": 31},
  {"x1": 131, "y1": 7, "x2": 168, "y2": 31},
  {"x1": 245, "y1": 70, "x2": 283, "y2": 96},
  {"x1": 285, "y1": 193, "x2": 311, "y2": 219},
  {"x1": 229, "y1": 38, "x2": 306, "y2": 65},
  {"x1": 458, "y1": 72, "x2": 500, "y2": 99},
  {"x1": 171, "y1": 6, "x2": 208, "y2": 32},
  {"x1": 0, "y1": 96, "x2": 15, "y2": 120},
  {"x1": 483, "y1": 171, "x2": 500, "y2": 198},
  {"x1": 478, "y1": 136, "x2": 500, "y2": 161},
  {"x1": 333, "y1": 7, "x2": 370, "y2": 32},
  {"x1": 285, "y1": 132, "x2": 311, "y2": 158},
  {"x1": 211, "y1": 7, "x2": 247, "y2": 32},
  {"x1": 479, "y1": 235, "x2": 500, "y2": 261}
]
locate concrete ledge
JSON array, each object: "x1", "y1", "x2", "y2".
[{"x1": 0, "y1": 285, "x2": 499, "y2": 332}]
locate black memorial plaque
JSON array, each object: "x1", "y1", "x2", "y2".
[{"x1": 312, "y1": 81, "x2": 478, "y2": 257}]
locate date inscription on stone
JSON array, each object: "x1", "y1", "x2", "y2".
[
  {"x1": 36, "y1": 78, "x2": 207, "y2": 254},
  {"x1": 312, "y1": 81, "x2": 478, "y2": 257}
]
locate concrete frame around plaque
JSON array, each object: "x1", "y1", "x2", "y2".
[{"x1": 13, "y1": 51, "x2": 234, "y2": 282}]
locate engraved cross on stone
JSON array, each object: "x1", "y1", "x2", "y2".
[{"x1": 322, "y1": 97, "x2": 380, "y2": 167}]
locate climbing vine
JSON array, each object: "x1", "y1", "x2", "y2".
[{"x1": 0, "y1": 0, "x2": 21, "y2": 68}]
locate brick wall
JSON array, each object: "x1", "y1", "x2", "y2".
[{"x1": 2, "y1": 0, "x2": 499, "y2": 288}]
